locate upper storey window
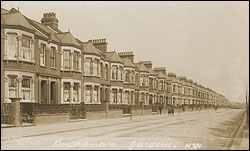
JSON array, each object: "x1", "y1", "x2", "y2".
[
  {"x1": 111, "y1": 65, "x2": 117, "y2": 80},
  {"x1": 5, "y1": 30, "x2": 34, "y2": 63},
  {"x1": 40, "y1": 44, "x2": 46, "y2": 66},
  {"x1": 51, "y1": 47, "x2": 56, "y2": 68},
  {"x1": 63, "y1": 50, "x2": 70, "y2": 69},
  {"x1": 21, "y1": 35, "x2": 31, "y2": 60},
  {"x1": 84, "y1": 57, "x2": 100, "y2": 76},
  {"x1": 119, "y1": 66, "x2": 123, "y2": 81},
  {"x1": 105, "y1": 64, "x2": 108, "y2": 80},
  {"x1": 84, "y1": 58, "x2": 92, "y2": 75},
  {"x1": 73, "y1": 51, "x2": 80, "y2": 71},
  {"x1": 7, "y1": 33, "x2": 18, "y2": 59},
  {"x1": 140, "y1": 74, "x2": 148, "y2": 86},
  {"x1": 125, "y1": 69, "x2": 130, "y2": 83},
  {"x1": 149, "y1": 78, "x2": 153, "y2": 88}
]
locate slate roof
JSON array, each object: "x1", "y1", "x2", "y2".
[
  {"x1": 105, "y1": 51, "x2": 123, "y2": 63},
  {"x1": 148, "y1": 68, "x2": 156, "y2": 76},
  {"x1": 56, "y1": 32, "x2": 81, "y2": 48},
  {"x1": 1, "y1": 8, "x2": 10, "y2": 15},
  {"x1": 122, "y1": 58, "x2": 135, "y2": 68},
  {"x1": 82, "y1": 42, "x2": 102, "y2": 56},
  {"x1": 156, "y1": 72, "x2": 166, "y2": 79},
  {"x1": 2, "y1": 11, "x2": 35, "y2": 31},
  {"x1": 165, "y1": 75, "x2": 171, "y2": 81},
  {"x1": 134, "y1": 63, "x2": 148, "y2": 72}
]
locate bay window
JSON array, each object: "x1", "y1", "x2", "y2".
[
  {"x1": 84, "y1": 58, "x2": 92, "y2": 75},
  {"x1": 73, "y1": 51, "x2": 79, "y2": 71},
  {"x1": 111, "y1": 65, "x2": 116, "y2": 80},
  {"x1": 149, "y1": 78, "x2": 153, "y2": 88},
  {"x1": 119, "y1": 89, "x2": 123, "y2": 104},
  {"x1": 73, "y1": 83, "x2": 79, "y2": 102},
  {"x1": 141, "y1": 93, "x2": 145, "y2": 103},
  {"x1": 125, "y1": 70, "x2": 130, "y2": 83},
  {"x1": 85, "y1": 86, "x2": 91, "y2": 103},
  {"x1": 97, "y1": 60, "x2": 100, "y2": 76},
  {"x1": 125, "y1": 91, "x2": 129, "y2": 104},
  {"x1": 21, "y1": 35, "x2": 31, "y2": 60},
  {"x1": 63, "y1": 50, "x2": 70, "y2": 69},
  {"x1": 63, "y1": 82, "x2": 70, "y2": 102},
  {"x1": 100, "y1": 63, "x2": 103, "y2": 78},
  {"x1": 93, "y1": 86, "x2": 98, "y2": 103},
  {"x1": 7, "y1": 33, "x2": 17, "y2": 59},
  {"x1": 119, "y1": 66, "x2": 123, "y2": 80},
  {"x1": 105, "y1": 64, "x2": 108, "y2": 80},
  {"x1": 112, "y1": 89, "x2": 117, "y2": 104},
  {"x1": 22, "y1": 77, "x2": 31, "y2": 101},
  {"x1": 131, "y1": 71, "x2": 135, "y2": 84},
  {"x1": 93, "y1": 59, "x2": 98, "y2": 76},
  {"x1": 116, "y1": 66, "x2": 118, "y2": 80},
  {"x1": 8, "y1": 75, "x2": 17, "y2": 98}
]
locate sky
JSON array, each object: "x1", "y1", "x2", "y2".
[{"x1": 1, "y1": 1, "x2": 249, "y2": 102}]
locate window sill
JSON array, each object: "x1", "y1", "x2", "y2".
[
  {"x1": 74, "y1": 70, "x2": 82, "y2": 73},
  {"x1": 40, "y1": 65, "x2": 47, "y2": 68},
  {"x1": 4, "y1": 59, "x2": 35, "y2": 64},
  {"x1": 50, "y1": 67, "x2": 57, "y2": 70}
]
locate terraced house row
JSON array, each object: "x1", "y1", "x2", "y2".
[{"x1": 1, "y1": 8, "x2": 229, "y2": 108}]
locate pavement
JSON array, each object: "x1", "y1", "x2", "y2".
[
  {"x1": 230, "y1": 112, "x2": 249, "y2": 150},
  {"x1": 1, "y1": 109, "x2": 212, "y2": 141},
  {"x1": 1, "y1": 109, "x2": 247, "y2": 150}
]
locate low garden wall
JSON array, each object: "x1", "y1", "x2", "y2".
[
  {"x1": 86, "y1": 109, "x2": 123, "y2": 120},
  {"x1": 34, "y1": 113, "x2": 70, "y2": 125}
]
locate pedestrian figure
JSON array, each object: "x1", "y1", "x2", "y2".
[
  {"x1": 159, "y1": 104, "x2": 163, "y2": 115},
  {"x1": 168, "y1": 108, "x2": 171, "y2": 116},
  {"x1": 171, "y1": 108, "x2": 174, "y2": 116}
]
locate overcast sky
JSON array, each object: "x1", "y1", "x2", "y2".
[{"x1": 2, "y1": 1, "x2": 249, "y2": 102}]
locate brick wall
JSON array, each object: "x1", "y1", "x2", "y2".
[
  {"x1": 34, "y1": 113, "x2": 70, "y2": 125},
  {"x1": 86, "y1": 109, "x2": 123, "y2": 120},
  {"x1": 131, "y1": 109, "x2": 152, "y2": 116}
]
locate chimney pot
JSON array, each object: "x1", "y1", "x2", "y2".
[{"x1": 41, "y1": 12, "x2": 59, "y2": 30}]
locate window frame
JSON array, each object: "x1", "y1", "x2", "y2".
[
  {"x1": 21, "y1": 77, "x2": 31, "y2": 101},
  {"x1": 7, "y1": 33, "x2": 18, "y2": 59},
  {"x1": 51, "y1": 46, "x2": 56, "y2": 68},
  {"x1": 63, "y1": 50, "x2": 71, "y2": 70},
  {"x1": 40, "y1": 43, "x2": 46, "y2": 66}
]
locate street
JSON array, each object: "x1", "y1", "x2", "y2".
[{"x1": 1, "y1": 109, "x2": 247, "y2": 150}]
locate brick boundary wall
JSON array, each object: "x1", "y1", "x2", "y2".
[{"x1": 34, "y1": 113, "x2": 70, "y2": 125}]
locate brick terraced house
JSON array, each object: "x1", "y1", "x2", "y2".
[{"x1": 1, "y1": 8, "x2": 229, "y2": 120}]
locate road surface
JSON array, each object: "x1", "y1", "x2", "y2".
[{"x1": 1, "y1": 109, "x2": 246, "y2": 150}]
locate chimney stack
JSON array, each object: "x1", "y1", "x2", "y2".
[
  {"x1": 138, "y1": 61, "x2": 152, "y2": 69},
  {"x1": 88, "y1": 38, "x2": 108, "y2": 53},
  {"x1": 41, "y1": 12, "x2": 59, "y2": 31},
  {"x1": 118, "y1": 51, "x2": 134, "y2": 63},
  {"x1": 154, "y1": 67, "x2": 166, "y2": 74}
]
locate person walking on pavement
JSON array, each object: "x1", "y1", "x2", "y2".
[
  {"x1": 159, "y1": 104, "x2": 163, "y2": 115},
  {"x1": 168, "y1": 106, "x2": 171, "y2": 116},
  {"x1": 171, "y1": 107, "x2": 174, "y2": 116}
]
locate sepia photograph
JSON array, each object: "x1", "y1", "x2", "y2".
[{"x1": 1, "y1": 1, "x2": 249, "y2": 150}]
